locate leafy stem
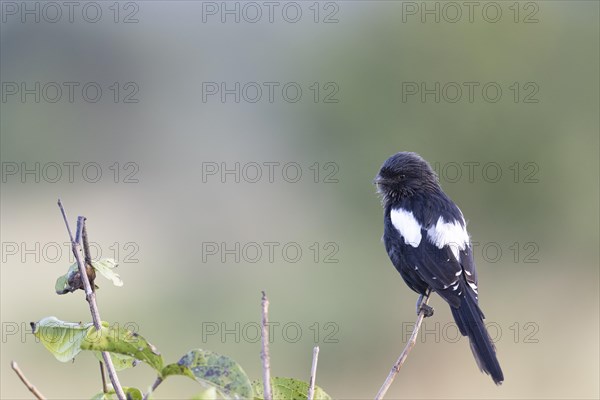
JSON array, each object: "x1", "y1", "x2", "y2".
[{"x1": 57, "y1": 199, "x2": 126, "y2": 400}]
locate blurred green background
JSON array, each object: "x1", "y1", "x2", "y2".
[{"x1": 1, "y1": 1, "x2": 598, "y2": 399}]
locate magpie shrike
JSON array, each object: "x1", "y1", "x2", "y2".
[{"x1": 375, "y1": 151, "x2": 504, "y2": 384}]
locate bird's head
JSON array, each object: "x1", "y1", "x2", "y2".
[{"x1": 374, "y1": 152, "x2": 439, "y2": 205}]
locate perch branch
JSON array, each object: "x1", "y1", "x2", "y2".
[
  {"x1": 11, "y1": 361, "x2": 45, "y2": 400},
  {"x1": 57, "y1": 200, "x2": 126, "y2": 400},
  {"x1": 307, "y1": 346, "x2": 320, "y2": 400},
  {"x1": 375, "y1": 290, "x2": 431, "y2": 400},
  {"x1": 260, "y1": 291, "x2": 273, "y2": 400}
]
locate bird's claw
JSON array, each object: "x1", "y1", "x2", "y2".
[
  {"x1": 419, "y1": 303, "x2": 434, "y2": 317},
  {"x1": 416, "y1": 294, "x2": 434, "y2": 317}
]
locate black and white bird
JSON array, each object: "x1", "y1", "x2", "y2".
[{"x1": 375, "y1": 151, "x2": 504, "y2": 384}]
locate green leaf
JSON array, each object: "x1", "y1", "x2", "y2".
[
  {"x1": 55, "y1": 258, "x2": 122, "y2": 295},
  {"x1": 31, "y1": 317, "x2": 92, "y2": 362},
  {"x1": 93, "y1": 351, "x2": 139, "y2": 371},
  {"x1": 91, "y1": 387, "x2": 142, "y2": 400},
  {"x1": 81, "y1": 324, "x2": 163, "y2": 373},
  {"x1": 55, "y1": 274, "x2": 70, "y2": 294},
  {"x1": 252, "y1": 377, "x2": 332, "y2": 400},
  {"x1": 162, "y1": 349, "x2": 253, "y2": 399},
  {"x1": 92, "y1": 258, "x2": 123, "y2": 287},
  {"x1": 55, "y1": 263, "x2": 80, "y2": 294},
  {"x1": 32, "y1": 317, "x2": 160, "y2": 373}
]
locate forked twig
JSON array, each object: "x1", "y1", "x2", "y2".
[{"x1": 57, "y1": 200, "x2": 126, "y2": 400}]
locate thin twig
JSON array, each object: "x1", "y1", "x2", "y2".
[
  {"x1": 81, "y1": 219, "x2": 97, "y2": 293},
  {"x1": 58, "y1": 199, "x2": 75, "y2": 242},
  {"x1": 142, "y1": 376, "x2": 163, "y2": 400},
  {"x1": 11, "y1": 361, "x2": 46, "y2": 400},
  {"x1": 57, "y1": 200, "x2": 126, "y2": 400},
  {"x1": 260, "y1": 291, "x2": 272, "y2": 400},
  {"x1": 375, "y1": 290, "x2": 431, "y2": 400},
  {"x1": 82, "y1": 220, "x2": 93, "y2": 266},
  {"x1": 307, "y1": 346, "x2": 320, "y2": 400},
  {"x1": 99, "y1": 361, "x2": 108, "y2": 393}
]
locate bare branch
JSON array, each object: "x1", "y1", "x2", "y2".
[
  {"x1": 82, "y1": 219, "x2": 93, "y2": 267},
  {"x1": 58, "y1": 199, "x2": 75, "y2": 242},
  {"x1": 260, "y1": 291, "x2": 273, "y2": 400},
  {"x1": 307, "y1": 346, "x2": 320, "y2": 400},
  {"x1": 11, "y1": 361, "x2": 45, "y2": 400},
  {"x1": 57, "y1": 200, "x2": 126, "y2": 400},
  {"x1": 375, "y1": 290, "x2": 431, "y2": 400},
  {"x1": 99, "y1": 361, "x2": 108, "y2": 394}
]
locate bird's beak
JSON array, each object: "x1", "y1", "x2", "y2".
[{"x1": 373, "y1": 175, "x2": 387, "y2": 185}]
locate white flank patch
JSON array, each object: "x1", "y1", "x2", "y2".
[
  {"x1": 426, "y1": 216, "x2": 470, "y2": 260},
  {"x1": 391, "y1": 208, "x2": 422, "y2": 247},
  {"x1": 468, "y1": 281, "x2": 478, "y2": 293}
]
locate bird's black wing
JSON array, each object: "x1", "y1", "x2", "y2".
[
  {"x1": 401, "y1": 230, "x2": 465, "y2": 308},
  {"x1": 388, "y1": 206, "x2": 478, "y2": 308}
]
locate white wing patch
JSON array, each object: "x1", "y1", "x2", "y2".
[
  {"x1": 468, "y1": 281, "x2": 478, "y2": 293},
  {"x1": 390, "y1": 208, "x2": 422, "y2": 247},
  {"x1": 426, "y1": 216, "x2": 470, "y2": 261}
]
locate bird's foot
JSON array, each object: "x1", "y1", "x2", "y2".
[
  {"x1": 416, "y1": 294, "x2": 434, "y2": 317},
  {"x1": 419, "y1": 303, "x2": 434, "y2": 317}
]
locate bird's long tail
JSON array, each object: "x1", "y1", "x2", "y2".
[{"x1": 450, "y1": 290, "x2": 504, "y2": 384}]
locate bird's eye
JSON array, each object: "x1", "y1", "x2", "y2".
[{"x1": 399, "y1": 174, "x2": 406, "y2": 180}]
